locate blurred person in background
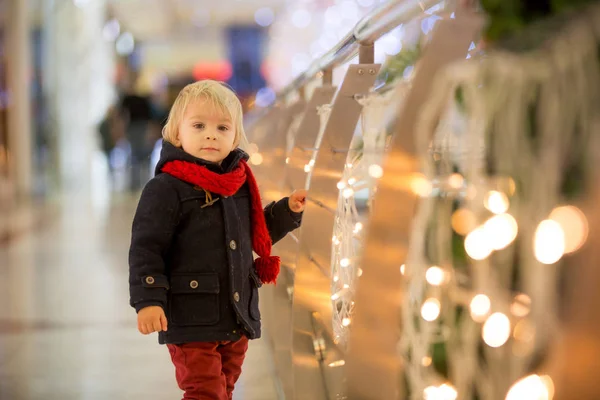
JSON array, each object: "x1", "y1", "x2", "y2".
[
  {"x1": 119, "y1": 76, "x2": 155, "y2": 192},
  {"x1": 97, "y1": 105, "x2": 123, "y2": 182}
]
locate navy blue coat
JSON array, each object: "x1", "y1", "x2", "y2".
[{"x1": 129, "y1": 142, "x2": 302, "y2": 344}]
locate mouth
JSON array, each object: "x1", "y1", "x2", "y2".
[{"x1": 202, "y1": 147, "x2": 219, "y2": 152}]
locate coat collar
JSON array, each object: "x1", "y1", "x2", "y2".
[{"x1": 154, "y1": 140, "x2": 249, "y2": 176}]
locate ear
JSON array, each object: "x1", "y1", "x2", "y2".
[{"x1": 173, "y1": 129, "x2": 182, "y2": 147}]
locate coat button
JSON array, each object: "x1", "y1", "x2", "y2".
[
  {"x1": 229, "y1": 240, "x2": 237, "y2": 250},
  {"x1": 145, "y1": 276, "x2": 155, "y2": 285},
  {"x1": 190, "y1": 280, "x2": 199, "y2": 289},
  {"x1": 233, "y1": 292, "x2": 240, "y2": 302}
]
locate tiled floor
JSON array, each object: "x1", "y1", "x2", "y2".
[{"x1": 0, "y1": 193, "x2": 279, "y2": 400}]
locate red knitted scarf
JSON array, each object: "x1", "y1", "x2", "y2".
[{"x1": 161, "y1": 159, "x2": 280, "y2": 284}]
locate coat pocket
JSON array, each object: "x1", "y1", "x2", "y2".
[
  {"x1": 248, "y1": 269, "x2": 262, "y2": 321},
  {"x1": 168, "y1": 273, "x2": 220, "y2": 326}
]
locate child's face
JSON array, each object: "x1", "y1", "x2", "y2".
[{"x1": 175, "y1": 97, "x2": 237, "y2": 164}]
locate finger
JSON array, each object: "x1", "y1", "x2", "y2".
[
  {"x1": 138, "y1": 321, "x2": 145, "y2": 334},
  {"x1": 152, "y1": 319, "x2": 162, "y2": 333},
  {"x1": 160, "y1": 314, "x2": 168, "y2": 332},
  {"x1": 145, "y1": 323, "x2": 154, "y2": 335}
]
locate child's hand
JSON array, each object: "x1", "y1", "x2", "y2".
[
  {"x1": 137, "y1": 306, "x2": 168, "y2": 334},
  {"x1": 288, "y1": 190, "x2": 307, "y2": 213}
]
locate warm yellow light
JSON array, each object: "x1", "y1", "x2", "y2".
[
  {"x1": 424, "y1": 386, "x2": 438, "y2": 399},
  {"x1": 400, "y1": 264, "x2": 406, "y2": 275},
  {"x1": 337, "y1": 181, "x2": 346, "y2": 190},
  {"x1": 357, "y1": 268, "x2": 363, "y2": 277},
  {"x1": 354, "y1": 222, "x2": 363, "y2": 233},
  {"x1": 411, "y1": 174, "x2": 433, "y2": 197},
  {"x1": 470, "y1": 294, "x2": 491, "y2": 322},
  {"x1": 549, "y1": 205, "x2": 588, "y2": 253},
  {"x1": 343, "y1": 284, "x2": 349, "y2": 289},
  {"x1": 507, "y1": 177, "x2": 516, "y2": 196},
  {"x1": 343, "y1": 188, "x2": 354, "y2": 198},
  {"x1": 540, "y1": 375, "x2": 555, "y2": 399},
  {"x1": 333, "y1": 275, "x2": 339, "y2": 282},
  {"x1": 369, "y1": 164, "x2": 384, "y2": 179},
  {"x1": 285, "y1": 157, "x2": 290, "y2": 164},
  {"x1": 513, "y1": 319, "x2": 536, "y2": 343},
  {"x1": 348, "y1": 177, "x2": 356, "y2": 185},
  {"x1": 309, "y1": 159, "x2": 315, "y2": 167},
  {"x1": 250, "y1": 153, "x2": 264, "y2": 165},
  {"x1": 340, "y1": 258, "x2": 350, "y2": 268},
  {"x1": 510, "y1": 294, "x2": 531, "y2": 317},
  {"x1": 484, "y1": 213, "x2": 518, "y2": 250},
  {"x1": 438, "y1": 384, "x2": 458, "y2": 400},
  {"x1": 342, "y1": 318, "x2": 351, "y2": 327},
  {"x1": 328, "y1": 360, "x2": 346, "y2": 367},
  {"x1": 483, "y1": 312, "x2": 511, "y2": 348},
  {"x1": 424, "y1": 383, "x2": 458, "y2": 400},
  {"x1": 422, "y1": 356, "x2": 432, "y2": 366},
  {"x1": 485, "y1": 191, "x2": 509, "y2": 214},
  {"x1": 421, "y1": 298, "x2": 441, "y2": 322},
  {"x1": 331, "y1": 292, "x2": 341, "y2": 301},
  {"x1": 346, "y1": 163, "x2": 353, "y2": 168},
  {"x1": 451, "y1": 208, "x2": 477, "y2": 236},
  {"x1": 304, "y1": 164, "x2": 311, "y2": 173},
  {"x1": 426, "y1": 266, "x2": 445, "y2": 286},
  {"x1": 506, "y1": 374, "x2": 553, "y2": 400},
  {"x1": 465, "y1": 227, "x2": 493, "y2": 260},
  {"x1": 448, "y1": 173, "x2": 464, "y2": 189},
  {"x1": 534, "y1": 220, "x2": 565, "y2": 264}
]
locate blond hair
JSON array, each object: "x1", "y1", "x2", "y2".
[{"x1": 163, "y1": 80, "x2": 248, "y2": 150}]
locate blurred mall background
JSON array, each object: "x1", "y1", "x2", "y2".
[{"x1": 0, "y1": 0, "x2": 399, "y2": 212}]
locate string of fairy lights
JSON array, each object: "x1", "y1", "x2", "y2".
[
  {"x1": 260, "y1": 1, "x2": 600, "y2": 399},
  {"x1": 400, "y1": 4, "x2": 600, "y2": 399},
  {"x1": 329, "y1": 88, "x2": 404, "y2": 348},
  {"x1": 326, "y1": 1, "x2": 450, "y2": 350}
]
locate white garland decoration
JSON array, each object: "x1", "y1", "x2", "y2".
[{"x1": 403, "y1": 4, "x2": 600, "y2": 399}]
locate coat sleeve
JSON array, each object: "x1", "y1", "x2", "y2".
[
  {"x1": 264, "y1": 197, "x2": 303, "y2": 245},
  {"x1": 129, "y1": 177, "x2": 180, "y2": 313}
]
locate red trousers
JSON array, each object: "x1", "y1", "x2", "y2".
[{"x1": 167, "y1": 336, "x2": 249, "y2": 400}]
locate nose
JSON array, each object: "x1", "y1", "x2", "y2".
[{"x1": 205, "y1": 130, "x2": 217, "y2": 140}]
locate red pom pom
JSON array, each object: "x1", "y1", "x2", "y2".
[{"x1": 255, "y1": 256, "x2": 281, "y2": 284}]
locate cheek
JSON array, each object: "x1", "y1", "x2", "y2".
[
  {"x1": 228, "y1": 131, "x2": 237, "y2": 146},
  {"x1": 221, "y1": 131, "x2": 235, "y2": 147},
  {"x1": 179, "y1": 128, "x2": 197, "y2": 143}
]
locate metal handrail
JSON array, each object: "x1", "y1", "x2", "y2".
[{"x1": 269, "y1": 0, "x2": 442, "y2": 104}]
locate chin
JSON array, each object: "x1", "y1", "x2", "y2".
[{"x1": 200, "y1": 152, "x2": 226, "y2": 164}]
